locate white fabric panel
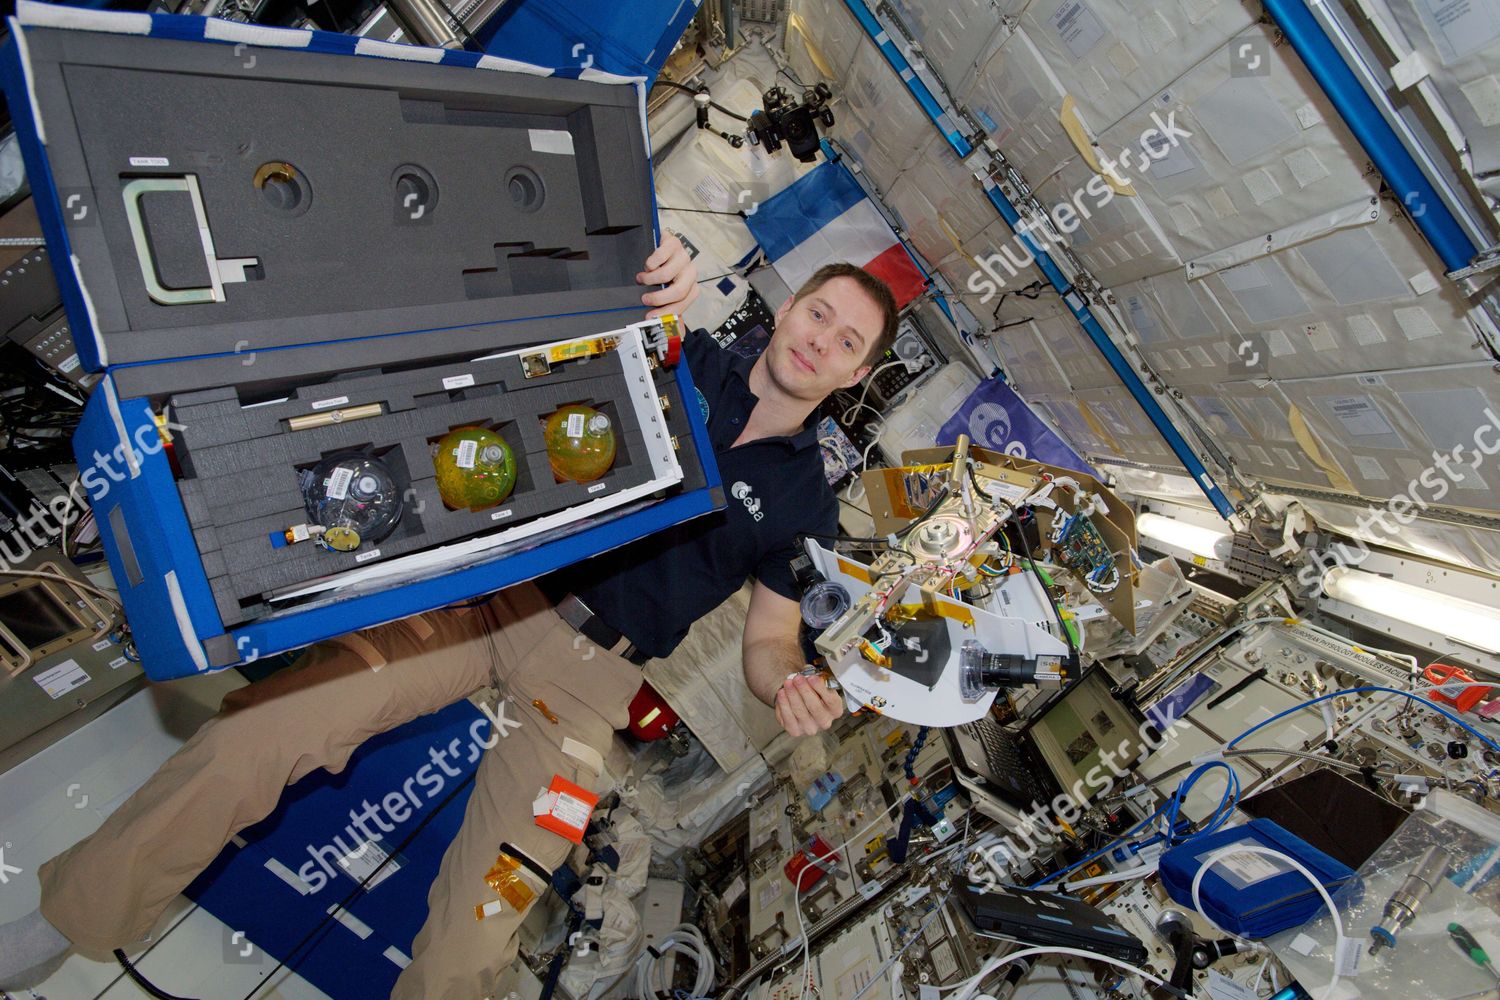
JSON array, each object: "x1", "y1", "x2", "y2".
[
  {"x1": 1032, "y1": 300, "x2": 1117, "y2": 389},
  {"x1": 788, "y1": 0, "x2": 865, "y2": 83},
  {"x1": 1098, "y1": 26, "x2": 1377, "y2": 262},
  {"x1": 991, "y1": 319, "x2": 1073, "y2": 396},
  {"x1": 960, "y1": 28, "x2": 1077, "y2": 187},
  {"x1": 1074, "y1": 385, "x2": 1174, "y2": 460},
  {"x1": 1289, "y1": 493, "x2": 1496, "y2": 575},
  {"x1": 1031, "y1": 154, "x2": 1182, "y2": 286},
  {"x1": 653, "y1": 94, "x2": 812, "y2": 265},
  {"x1": 1193, "y1": 215, "x2": 1480, "y2": 379},
  {"x1": 1380, "y1": 0, "x2": 1500, "y2": 203},
  {"x1": 1279, "y1": 364, "x2": 1500, "y2": 513},
  {"x1": 1180, "y1": 380, "x2": 1350, "y2": 491},
  {"x1": 1019, "y1": 0, "x2": 1256, "y2": 131},
  {"x1": 1031, "y1": 392, "x2": 1128, "y2": 460},
  {"x1": 888, "y1": 0, "x2": 1010, "y2": 97},
  {"x1": 1116, "y1": 271, "x2": 1240, "y2": 387},
  {"x1": 839, "y1": 40, "x2": 934, "y2": 177},
  {"x1": 936, "y1": 218, "x2": 1050, "y2": 315},
  {"x1": 888, "y1": 135, "x2": 997, "y2": 256}
]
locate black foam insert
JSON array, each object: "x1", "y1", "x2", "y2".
[
  {"x1": 26, "y1": 28, "x2": 655, "y2": 371},
  {"x1": 168, "y1": 346, "x2": 688, "y2": 626}
]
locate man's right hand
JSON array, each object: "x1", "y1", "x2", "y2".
[{"x1": 774, "y1": 670, "x2": 844, "y2": 737}]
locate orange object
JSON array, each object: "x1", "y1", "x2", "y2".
[
  {"x1": 534, "y1": 774, "x2": 598, "y2": 844},
  {"x1": 1426, "y1": 662, "x2": 1490, "y2": 713}
]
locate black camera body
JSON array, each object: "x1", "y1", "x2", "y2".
[{"x1": 746, "y1": 83, "x2": 836, "y2": 162}]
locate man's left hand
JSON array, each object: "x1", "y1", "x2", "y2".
[{"x1": 638, "y1": 232, "x2": 700, "y2": 319}]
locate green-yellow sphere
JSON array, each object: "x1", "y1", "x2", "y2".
[
  {"x1": 543, "y1": 404, "x2": 616, "y2": 483},
  {"x1": 433, "y1": 426, "x2": 516, "y2": 511}
]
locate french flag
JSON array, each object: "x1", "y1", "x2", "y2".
[{"x1": 745, "y1": 161, "x2": 927, "y2": 310}]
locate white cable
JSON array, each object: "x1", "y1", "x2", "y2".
[
  {"x1": 1189, "y1": 845, "x2": 1346, "y2": 1000},
  {"x1": 1057, "y1": 864, "x2": 1155, "y2": 891},
  {"x1": 840, "y1": 360, "x2": 907, "y2": 427},
  {"x1": 633, "y1": 923, "x2": 715, "y2": 999},
  {"x1": 949, "y1": 944, "x2": 1178, "y2": 1000}
]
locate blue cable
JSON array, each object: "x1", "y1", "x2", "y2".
[{"x1": 1226, "y1": 686, "x2": 1500, "y2": 755}]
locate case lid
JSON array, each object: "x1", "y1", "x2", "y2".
[{"x1": 3, "y1": 2, "x2": 658, "y2": 377}]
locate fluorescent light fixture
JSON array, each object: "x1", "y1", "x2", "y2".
[
  {"x1": 1136, "y1": 513, "x2": 1233, "y2": 562},
  {"x1": 1323, "y1": 566, "x2": 1500, "y2": 655}
]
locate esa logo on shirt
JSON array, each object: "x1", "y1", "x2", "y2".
[{"x1": 730, "y1": 481, "x2": 763, "y2": 522}]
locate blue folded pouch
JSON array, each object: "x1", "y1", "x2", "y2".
[{"x1": 1159, "y1": 818, "x2": 1359, "y2": 938}]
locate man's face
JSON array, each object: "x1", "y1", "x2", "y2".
[{"x1": 763, "y1": 276, "x2": 882, "y2": 403}]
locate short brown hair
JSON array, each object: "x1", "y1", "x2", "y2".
[{"x1": 793, "y1": 263, "x2": 900, "y2": 367}]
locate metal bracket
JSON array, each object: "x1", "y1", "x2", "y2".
[{"x1": 121, "y1": 176, "x2": 259, "y2": 306}]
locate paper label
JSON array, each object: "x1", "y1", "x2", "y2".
[
  {"x1": 758, "y1": 879, "x2": 783, "y2": 907},
  {"x1": 109, "y1": 656, "x2": 128, "y2": 669},
  {"x1": 692, "y1": 173, "x2": 734, "y2": 212},
  {"x1": 1205, "y1": 969, "x2": 1258, "y2": 1000},
  {"x1": 129, "y1": 156, "x2": 170, "y2": 167},
  {"x1": 338, "y1": 840, "x2": 400, "y2": 889},
  {"x1": 456, "y1": 439, "x2": 478, "y2": 469},
  {"x1": 1048, "y1": 0, "x2": 1106, "y2": 58},
  {"x1": 311, "y1": 395, "x2": 350, "y2": 410},
  {"x1": 529, "y1": 129, "x2": 576, "y2": 155},
  {"x1": 92, "y1": 638, "x2": 112, "y2": 651},
  {"x1": 1199, "y1": 849, "x2": 1285, "y2": 888},
  {"x1": 325, "y1": 466, "x2": 354, "y2": 500},
  {"x1": 587, "y1": 482, "x2": 607, "y2": 494},
  {"x1": 1335, "y1": 936, "x2": 1362, "y2": 976},
  {"x1": 490, "y1": 508, "x2": 514, "y2": 521},
  {"x1": 551, "y1": 791, "x2": 592, "y2": 831},
  {"x1": 34, "y1": 658, "x2": 89, "y2": 699},
  {"x1": 354, "y1": 548, "x2": 382, "y2": 564},
  {"x1": 59, "y1": 354, "x2": 80, "y2": 373},
  {"x1": 724, "y1": 874, "x2": 746, "y2": 905},
  {"x1": 1415, "y1": 0, "x2": 1500, "y2": 64},
  {"x1": 1327, "y1": 395, "x2": 1398, "y2": 439},
  {"x1": 443, "y1": 373, "x2": 475, "y2": 390},
  {"x1": 567, "y1": 413, "x2": 586, "y2": 438}
]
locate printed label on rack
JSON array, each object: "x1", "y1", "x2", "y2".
[
  {"x1": 92, "y1": 638, "x2": 112, "y2": 652},
  {"x1": 443, "y1": 373, "x2": 475, "y2": 390},
  {"x1": 567, "y1": 413, "x2": 586, "y2": 437},
  {"x1": 311, "y1": 395, "x2": 351, "y2": 410},
  {"x1": 337, "y1": 839, "x2": 400, "y2": 890},
  {"x1": 490, "y1": 508, "x2": 514, "y2": 521},
  {"x1": 59, "y1": 354, "x2": 80, "y2": 372},
  {"x1": 325, "y1": 466, "x2": 354, "y2": 500},
  {"x1": 456, "y1": 439, "x2": 478, "y2": 469},
  {"x1": 355, "y1": 548, "x2": 382, "y2": 563},
  {"x1": 34, "y1": 659, "x2": 89, "y2": 699},
  {"x1": 587, "y1": 482, "x2": 607, "y2": 494},
  {"x1": 109, "y1": 656, "x2": 128, "y2": 669},
  {"x1": 129, "y1": 156, "x2": 170, "y2": 167}
]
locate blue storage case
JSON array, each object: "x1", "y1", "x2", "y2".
[
  {"x1": 1159, "y1": 818, "x2": 1359, "y2": 938},
  {"x1": 185, "y1": 699, "x2": 488, "y2": 999},
  {"x1": 0, "y1": 2, "x2": 722, "y2": 679}
]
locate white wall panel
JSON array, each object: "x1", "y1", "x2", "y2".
[
  {"x1": 887, "y1": 0, "x2": 1010, "y2": 98},
  {"x1": 1098, "y1": 26, "x2": 1376, "y2": 263},
  {"x1": 960, "y1": 28, "x2": 1078, "y2": 188},
  {"x1": 788, "y1": 0, "x2": 866, "y2": 84},
  {"x1": 1018, "y1": 0, "x2": 1256, "y2": 130},
  {"x1": 1032, "y1": 155, "x2": 1182, "y2": 287}
]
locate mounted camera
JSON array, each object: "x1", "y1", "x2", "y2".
[{"x1": 746, "y1": 83, "x2": 836, "y2": 162}]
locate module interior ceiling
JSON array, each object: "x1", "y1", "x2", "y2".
[{"x1": 789, "y1": 0, "x2": 1500, "y2": 526}]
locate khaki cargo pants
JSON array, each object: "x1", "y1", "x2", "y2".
[{"x1": 36, "y1": 581, "x2": 642, "y2": 999}]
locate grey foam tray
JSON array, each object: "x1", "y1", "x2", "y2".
[
  {"x1": 170, "y1": 350, "x2": 666, "y2": 627},
  {"x1": 23, "y1": 27, "x2": 655, "y2": 371}
]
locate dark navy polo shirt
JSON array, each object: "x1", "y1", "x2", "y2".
[{"x1": 539, "y1": 330, "x2": 839, "y2": 660}]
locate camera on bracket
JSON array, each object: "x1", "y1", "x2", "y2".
[{"x1": 746, "y1": 83, "x2": 835, "y2": 162}]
